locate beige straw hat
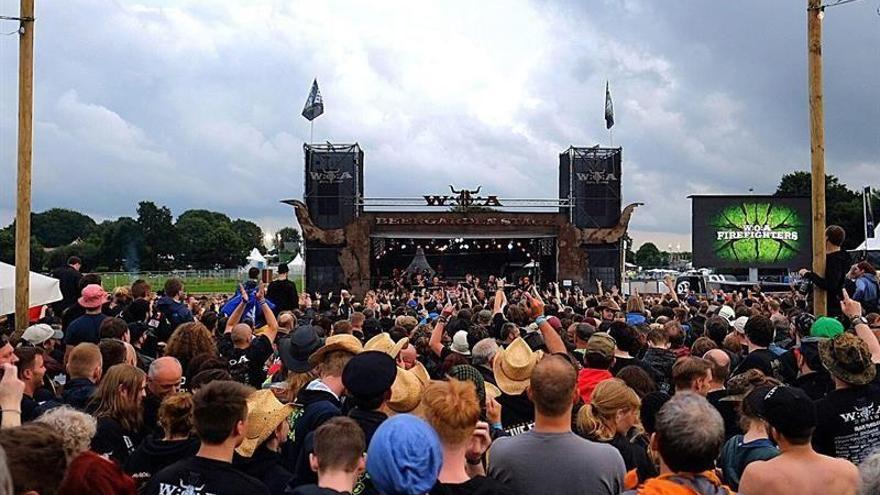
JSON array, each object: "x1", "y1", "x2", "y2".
[
  {"x1": 492, "y1": 337, "x2": 541, "y2": 395},
  {"x1": 364, "y1": 333, "x2": 409, "y2": 359},
  {"x1": 387, "y1": 367, "x2": 425, "y2": 414},
  {"x1": 235, "y1": 389, "x2": 296, "y2": 458},
  {"x1": 308, "y1": 334, "x2": 363, "y2": 367}
]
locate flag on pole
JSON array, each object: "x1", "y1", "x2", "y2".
[
  {"x1": 301, "y1": 79, "x2": 324, "y2": 121},
  {"x1": 604, "y1": 81, "x2": 614, "y2": 130},
  {"x1": 866, "y1": 186, "x2": 875, "y2": 239}
]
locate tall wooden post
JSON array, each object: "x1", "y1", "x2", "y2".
[
  {"x1": 808, "y1": 0, "x2": 826, "y2": 316},
  {"x1": 14, "y1": 0, "x2": 35, "y2": 335}
]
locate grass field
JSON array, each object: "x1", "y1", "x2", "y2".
[{"x1": 98, "y1": 272, "x2": 301, "y2": 295}]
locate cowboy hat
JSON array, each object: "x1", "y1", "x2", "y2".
[
  {"x1": 492, "y1": 337, "x2": 541, "y2": 395},
  {"x1": 365, "y1": 333, "x2": 409, "y2": 359},
  {"x1": 410, "y1": 360, "x2": 431, "y2": 387},
  {"x1": 236, "y1": 390, "x2": 296, "y2": 458},
  {"x1": 387, "y1": 367, "x2": 425, "y2": 414},
  {"x1": 308, "y1": 334, "x2": 363, "y2": 367}
]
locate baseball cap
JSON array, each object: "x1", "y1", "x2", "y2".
[
  {"x1": 277, "y1": 263, "x2": 289, "y2": 274},
  {"x1": 811, "y1": 317, "x2": 844, "y2": 339},
  {"x1": 757, "y1": 385, "x2": 817, "y2": 439},
  {"x1": 733, "y1": 316, "x2": 749, "y2": 334},
  {"x1": 21, "y1": 323, "x2": 63, "y2": 345},
  {"x1": 585, "y1": 332, "x2": 616, "y2": 359},
  {"x1": 718, "y1": 306, "x2": 736, "y2": 323}
]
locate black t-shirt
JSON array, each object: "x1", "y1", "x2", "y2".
[
  {"x1": 145, "y1": 456, "x2": 270, "y2": 495},
  {"x1": 266, "y1": 279, "x2": 298, "y2": 313},
  {"x1": 91, "y1": 416, "x2": 143, "y2": 465},
  {"x1": 707, "y1": 389, "x2": 742, "y2": 440},
  {"x1": 430, "y1": 476, "x2": 508, "y2": 495},
  {"x1": 805, "y1": 250, "x2": 852, "y2": 317},
  {"x1": 221, "y1": 334, "x2": 274, "y2": 388},
  {"x1": 813, "y1": 383, "x2": 880, "y2": 464},
  {"x1": 64, "y1": 313, "x2": 107, "y2": 346}
]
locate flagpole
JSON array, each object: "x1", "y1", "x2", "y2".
[
  {"x1": 864, "y1": 186, "x2": 870, "y2": 259},
  {"x1": 609, "y1": 128, "x2": 613, "y2": 147}
]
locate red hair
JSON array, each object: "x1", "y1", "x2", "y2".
[{"x1": 58, "y1": 451, "x2": 136, "y2": 495}]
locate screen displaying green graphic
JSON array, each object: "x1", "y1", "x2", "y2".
[{"x1": 692, "y1": 196, "x2": 812, "y2": 268}]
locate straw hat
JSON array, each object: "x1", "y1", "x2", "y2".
[
  {"x1": 308, "y1": 334, "x2": 363, "y2": 367},
  {"x1": 365, "y1": 333, "x2": 409, "y2": 359},
  {"x1": 492, "y1": 337, "x2": 541, "y2": 395},
  {"x1": 410, "y1": 361, "x2": 431, "y2": 387},
  {"x1": 485, "y1": 382, "x2": 502, "y2": 400},
  {"x1": 235, "y1": 390, "x2": 296, "y2": 458},
  {"x1": 388, "y1": 367, "x2": 425, "y2": 414}
]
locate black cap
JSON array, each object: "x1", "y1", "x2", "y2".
[
  {"x1": 279, "y1": 325, "x2": 323, "y2": 373},
  {"x1": 277, "y1": 263, "x2": 289, "y2": 274},
  {"x1": 342, "y1": 351, "x2": 397, "y2": 399},
  {"x1": 758, "y1": 385, "x2": 817, "y2": 439}
]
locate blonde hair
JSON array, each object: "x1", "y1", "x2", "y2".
[
  {"x1": 422, "y1": 379, "x2": 480, "y2": 446},
  {"x1": 281, "y1": 369, "x2": 318, "y2": 403},
  {"x1": 90, "y1": 364, "x2": 146, "y2": 433},
  {"x1": 577, "y1": 379, "x2": 641, "y2": 441},
  {"x1": 626, "y1": 296, "x2": 645, "y2": 314}
]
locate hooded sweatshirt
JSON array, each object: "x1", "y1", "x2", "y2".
[
  {"x1": 154, "y1": 295, "x2": 194, "y2": 341},
  {"x1": 577, "y1": 368, "x2": 613, "y2": 404},
  {"x1": 124, "y1": 436, "x2": 200, "y2": 488},
  {"x1": 643, "y1": 348, "x2": 678, "y2": 391},
  {"x1": 62, "y1": 378, "x2": 96, "y2": 411}
]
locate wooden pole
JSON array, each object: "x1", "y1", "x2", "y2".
[
  {"x1": 14, "y1": 0, "x2": 35, "y2": 337},
  {"x1": 808, "y1": 0, "x2": 826, "y2": 315}
]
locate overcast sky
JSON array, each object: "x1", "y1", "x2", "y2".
[{"x1": 1, "y1": 0, "x2": 877, "y2": 250}]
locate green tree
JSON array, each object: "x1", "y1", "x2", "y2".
[
  {"x1": 29, "y1": 208, "x2": 97, "y2": 248},
  {"x1": 277, "y1": 227, "x2": 302, "y2": 255},
  {"x1": 175, "y1": 211, "x2": 244, "y2": 269},
  {"x1": 137, "y1": 201, "x2": 176, "y2": 270},
  {"x1": 635, "y1": 242, "x2": 663, "y2": 269},
  {"x1": 96, "y1": 217, "x2": 144, "y2": 271},
  {"x1": 775, "y1": 172, "x2": 874, "y2": 250},
  {"x1": 0, "y1": 228, "x2": 44, "y2": 271},
  {"x1": 232, "y1": 219, "x2": 264, "y2": 254}
]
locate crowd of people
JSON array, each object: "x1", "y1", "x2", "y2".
[{"x1": 0, "y1": 225, "x2": 879, "y2": 494}]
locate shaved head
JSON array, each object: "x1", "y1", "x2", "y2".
[
  {"x1": 703, "y1": 349, "x2": 730, "y2": 384},
  {"x1": 231, "y1": 323, "x2": 253, "y2": 346}
]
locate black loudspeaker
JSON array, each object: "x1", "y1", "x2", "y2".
[
  {"x1": 304, "y1": 143, "x2": 364, "y2": 293},
  {"x1": 559, "y1": 147, "x2": 622, "y2": 229},
  {"x1": 304, "y1": 143, "x2": 363, "y2": 229},
  {"x1": 584, "y1": 243, "x2": 621, "y2": 292}
]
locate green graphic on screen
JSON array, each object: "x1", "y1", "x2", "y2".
[{"x1": 709, "y1": 202, "x2": 805, "y2": 263}]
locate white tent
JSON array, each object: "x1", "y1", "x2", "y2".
[
  {"x1": 855, "y1": 225, "x2": 880, "y2": 251},
  {"x1": 0, "y1": 262, "x2": 63, "y2": 315},
  {"x1": 246, "y1": 248, "x2": 267, "y2": 269},
  {"x1": 289, "y1": 253, "x2": 305, "y2": 273}
]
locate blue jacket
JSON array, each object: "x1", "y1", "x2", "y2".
[
  {"x1": 221, "y1": 282, "x2": 276, "y2": 326},
  {"x1": 154, "y1": 296, "x2": 194, "y2": 340},
  {"x1": 854, "y1": 273, "x2": 879, "y2": 307}
]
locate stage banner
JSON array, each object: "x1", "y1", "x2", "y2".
[{"x1": 691, "y1": 195, "x2": 812, "y2": 269}]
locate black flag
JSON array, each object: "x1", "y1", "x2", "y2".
[
  {"x1": 866, "y1": 186, "x2": 876, "y2": 239},
  {"x1": 302, "y1": 79, "x2": 324, "y2": 121},
  {"x1": 605, "y1": 81, "x2": 614, "y2": 130}
]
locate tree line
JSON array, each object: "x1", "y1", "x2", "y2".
[{"x1": 0, "y1": 201, "x2": 302, "y2": 272}]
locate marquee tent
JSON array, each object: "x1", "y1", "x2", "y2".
[{"x1": 0, "y1": 262, "x2": 62, "y2": 315}]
